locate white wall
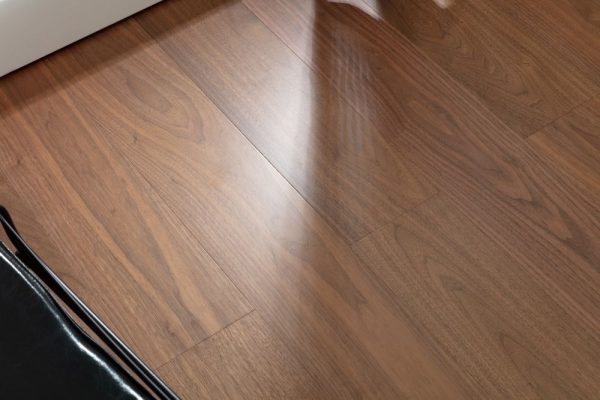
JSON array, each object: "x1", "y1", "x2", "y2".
[{"x1": 0, "y1": 0, "x2": 160, "y2": 77}]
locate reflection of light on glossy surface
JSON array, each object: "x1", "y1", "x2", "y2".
[
  {"x1": 328, "y1": 0, "x2": 454, "y2": 19},
  {"x1": 328, "y1": 0, "x2": 382, "y2": 20},
  {"x1": 432, "y1": 0, "x2": 453, "y2": 9}
]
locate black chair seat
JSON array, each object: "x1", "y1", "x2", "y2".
[{"x1": 0, "y1": 242, "x2": 154, "y2": 399}]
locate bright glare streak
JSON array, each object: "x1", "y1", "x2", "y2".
[{"x1": 433, "y1": 0, "x2": 454, "y2": 9}]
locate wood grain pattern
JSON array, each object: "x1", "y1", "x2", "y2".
[
  {"x1": 0, "y1": 181, "x2": 159, "y2": 393},
  {"x1": 158, "y1": 312, "x2": 317, "y2": 399},
  {"x1": 529, "y1": 96, "x2": 600, "y2": 194},
  {"x1": 23, "y1": 14, "x2": 468, "y2": 399},
  {"x1": 353, "y1": 195, "x2": 600, "y2": 399},
  {"x1": 0, "y1": 179, "x2": 69, "y2": 271},
  {"x1": 0, "y1": 54, "x2": 251, "y2": 368},
  {"x1": 246, "y1": 0, "x2": 600, "y2": 319},
  {"x1": 136, "y1": 0, "x2": 436, "y2": 242},
  {"x1": 250, "y1": 0, "x2": 600, "y2": 138},
  {"x1": 379, "y1": 0, "x2": 600, "y2": 137},
  {"x1": 565, "y1": 0, "x2": 600, "y2": 29},
  {"x1": 0, "y1": 0, "x2": 599, "y2": 398}
]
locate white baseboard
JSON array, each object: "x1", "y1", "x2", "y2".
[{"x1": 0, "y1": 0, "x2": 160, "y2": 77}]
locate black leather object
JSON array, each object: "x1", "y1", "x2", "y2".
[{"x1": 0, "y1": 241, "x2": 154, "y2": 399}]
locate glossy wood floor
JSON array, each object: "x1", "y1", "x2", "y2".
[{"x1": 1, "y1": 0, "x2": 599, "y2": 398}]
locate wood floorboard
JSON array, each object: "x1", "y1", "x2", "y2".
[
  {"x1": 158, "y1": 311, "x2": 318, "y2": 400},
  {"x1": 564, "y1": 0, "x2": 600, "y2": 29},
  {"x1": 0, "y1": 54, "x2": 252, "y2": 368},
  {"x1": 15, "y1": 14, "x2": 471, "y2": 399},
  {"x1": 245, "y1": 0, "x2": 600, "y2": 320},
  {"x1": 245, "y1": 0, "x2": 600, "y2": 137},
  {"x1": 529, "y1": 96, "x2": 600, "y2": 194},
  {"x1": 0, "y1": 180, "x2": 71, "y2": 272},
  {"x1": 0, "y1": 0, "x2": 598, "y2": 398},
  {"x1": 135, "y1": 0, "x2": 436, "y2": 243},
  {"x1": 352, "y1": 0, "x2": 600, "y2": 137},
  {"x1": 353, "y1": 194, "x2": 600, "y2": 399}
]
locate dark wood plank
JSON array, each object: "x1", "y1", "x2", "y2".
[
  {"x1": 244, "y1": 0, "x2": 600, "y2": 323},
  {"x1": 0, "y1": 179, "x2": 161, "y2": 393},
  {"x1": 158, "y1": 312, "x2": 317, "y2": 399},
  {"x1": 250, "y1": 0, "x2": 600, "y2": 137},
  {"x1": 354, "y1": 195, "x2": 600, "y2": 399},
  {"x1": 529, "y1": 97, "x2": 600, "y2": 193},
  {"x1": 36, "y1": 11, "x2": 472, "y2": 399},
  {"x1": 564, "y1": 0, "x2": 600, "y2": 29},
  {"x1": 392, "y1": 0, "x2": 600, "y2": 136},
  {"x1": 0, "y1": 51, "x2": 252, "y2": 367},
  {"x1": 1, "y1": 0, "x2": 598, "y2": 398},
  {"x1": 136, "y1": 0, "x2": 436, "y2": 242},
  {"x1": 0, "y1": 179, "x2": 69, "y2": 271}
]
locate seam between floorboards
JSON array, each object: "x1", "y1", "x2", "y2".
[
  {"x1": 131, "y1": 13, "x2": 437, "y2": 392},
  {"x1": 133, "y1": 12, "x2": 360, "y2": 247},
  {"x1": 132, "y1": 13, "x2": 396, "y2": 389},
  {"x1": 123, "y1": 107, "x2": 325, "y2": 386},
  {"x1": 134, "y1": 168, "x2": 254, "y2": 313},
  {"x1": 136, "y1": 6, "x2": 439, "y2": 248},
  {"x1": 155, "y1": 309, "x2": 256, "y2": 371},
  {"x1": 350, "y1": 190, "x2": 441, "y2": 244},
  {"x1": 41, "y1": 55, "x2": 260, "y2": 365},
  {"x1": 245, "y1": 0, "x2": 597, "y2": 150},
  {"x1": 526, "y1": 95, "x2": 598, "y2": 141},
  {"x1": 241, "y1": 1, "x2": 599, "y2": 249}
]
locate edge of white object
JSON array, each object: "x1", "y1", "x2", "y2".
[{"x1": 0, "y1": 0, "x2": 161, "y2": 77}]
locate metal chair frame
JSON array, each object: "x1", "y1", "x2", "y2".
[{"x1": 0, "y1": 205, "x2": 180, "y2": 400}]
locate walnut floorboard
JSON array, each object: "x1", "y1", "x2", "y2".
[
  {"x1": 136, "y1": 0, "x2": 436, "y2": 243},
  {"x1": 354, "y1": 195, "x2": 600, "y2": 399},
  {"x1": 158, "y1": 312, "x2": 317, "y2": 400},
  {"x1": 0, "y1": 180, "x2": 69, "y2": 271},
  {"x1": 14, "y1": 15, "x2": 467, "y2": 398},
  {"x1": 0, "y1": 0, "x2": 598, "y2": 398},
  {"x1": 351, "y1": 0, "x2": 600, "y2": 137},
  {"x1": 0, "y1": 55, "x2": 252, "y2": 368},
  {"x1": 0, "y1": 182, "x2": 162, "y2": 393},
  {"x1": 564, "y1": 0, "x2": 600, "y2": 29},
  {"x1": 246, "y1": 0, "x2": 600, "y2": 317},
  {"x1": 529, "y1": 96, "x2": 600, "y2": 194}
]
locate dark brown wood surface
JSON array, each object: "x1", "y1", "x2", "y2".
[
  {"x1": 137, "y1": 0, "x2": 436, "y2": 242},
  {"x1": 0, "y1": 0, "x2": 598, "y2": 398},
  {"x1": 354, "y1": 0, "x2": 600, "y2": 137},
  {"x1": 36, "y1": 16, "x2": 460, "y2": 399},
  {"x1": 158, "y1": 312, "x2": 320, "y2": 399},
  {"x1": 354, "y1": 195, "x2": 600, "y2": 398},
  {"x1": 0, "y1": 56, "x2": 252, "y2": 367},
  {"x1": 529, "y1": 96, "x2": 600, "y2": 193}
]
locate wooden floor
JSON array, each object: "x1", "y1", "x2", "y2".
[{"x1": 1, "y1": 0, "x2": 599, "y2": 398}]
